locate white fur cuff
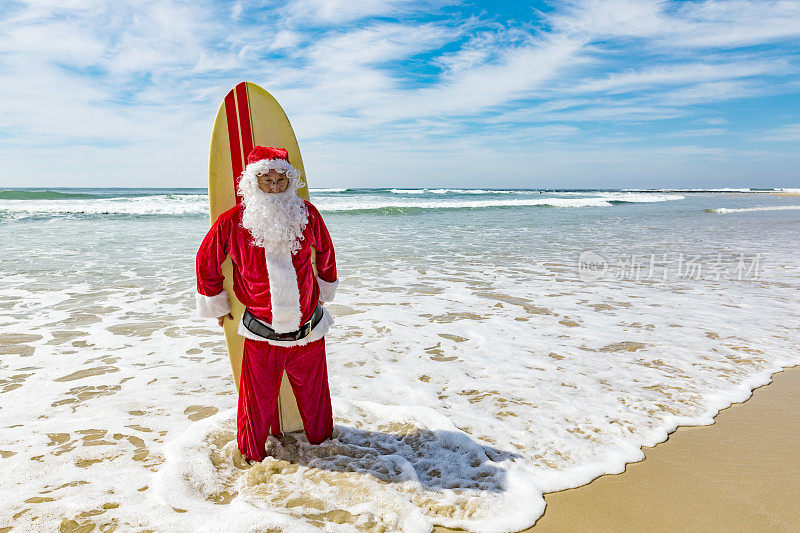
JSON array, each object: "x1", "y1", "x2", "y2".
[
  {"x1": 317, "y1": 277, "x2": 339, "y2": 303},
  {"x1": 195, "y1": 291, "x2": 231, "y2": 318}
]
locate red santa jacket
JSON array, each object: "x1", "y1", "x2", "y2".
[{"x1": 195, "y1": 201, "x2": 337, "y2": 334}]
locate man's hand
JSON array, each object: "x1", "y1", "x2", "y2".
[{"x1": 217, "y1": 313, "x2": 234, "y2": 327}]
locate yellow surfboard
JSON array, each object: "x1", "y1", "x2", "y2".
[{"x1": 207, "y1": 81, "x2": 306, "y2": 433}]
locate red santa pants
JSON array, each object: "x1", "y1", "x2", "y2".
[{"x1": 237, "y1": 336, "x2": 333, "y2": 461}]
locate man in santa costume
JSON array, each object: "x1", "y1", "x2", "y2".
[{"x1": 195, "y1": 146, "x2": 338, "y2": 462}]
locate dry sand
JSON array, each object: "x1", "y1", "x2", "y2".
[
  {"x1": 437, "y1": 365, "x2": 800, "y2": 533},
  {"x1": 771, "y1": 192, "x2": 800, "y2": 197}
]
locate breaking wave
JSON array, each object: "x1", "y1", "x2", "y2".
[
  {"x1": 0, "y1": 191, "x2": 685, "y2": 220},
  {"x1": 706, "y1": 205, "x2": 800, "y2": 214}
]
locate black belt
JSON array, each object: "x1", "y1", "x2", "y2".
[{"x1": 242, "y1": 304, "x2": 324, "y2": 341}]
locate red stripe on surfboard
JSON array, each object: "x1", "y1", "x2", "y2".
[
  {"x1": 235, "y1": 82, "x2": 254, "y2": 169},
  {"x1": 223, "y1": 89, "x2": 243, "y2": 204}
]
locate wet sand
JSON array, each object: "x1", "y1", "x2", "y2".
[
  {"x1": 771, "y1": 192, "x2": 800, "y2": 197},
  {"x1": 437, "y1": 365, "x2": 800, "y2": 533}
]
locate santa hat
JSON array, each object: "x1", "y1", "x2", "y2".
[{"x1": 245, "y1": 146, "x2": 298, "y2": 176}]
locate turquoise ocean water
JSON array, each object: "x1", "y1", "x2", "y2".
[{"x1": 1, "y1": 187, "x2": 799, "y2": 531}]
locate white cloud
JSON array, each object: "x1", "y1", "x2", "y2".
[
  {"x1": 305, "y1": 22, "x2": 452, "y2": 69},
  {"x1": 278, "y1": 0, "x2": 450, "y2": 25},
  {"x1": 758, "y1": 123, "x2": 800, "y2": 142},
  {"x1": 572, "y1": 60, "x2": 789, "y2": 94},
  {"x1": 552, "y1": 0, "x2": 668, "y2": 40},
  {"x1": 673, "y1": 0, "x2": 800, "y2": 48},
  {"x1": 656, "y1": 145, "x2": 730, "y2": 156},
  {"x1": 552, "y1": 0, "x2": 800, "y2": 49},
  {"x1": 0, "y1": 20, "x2": 104, "y2": 63},
  {"x1": 542, "y1": 103, "x2": 685, "y2": 122},
  {"x1": 656, "y1": 79, "x2": 761, "y2": 106},
  {"x1": 664, "y1": 128, "x2": 727, "y2": 138},
  {"x1": 478, "y1": 98, "x2": 685, "y2": 125},
  {"x1": 231, "y1": 1, "x2": 244, "y2": 20},
  {"x1": 367, "y1": 33, "x2": 586, "y2": 121},
  {"x1": 269, "y1": 30, "x2": 302, "y2": 50},
  {"x1": 434, "y1": 27, "x2": 530, "y2": 74}
]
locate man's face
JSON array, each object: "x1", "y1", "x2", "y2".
[{"x1": 256, "y1": 169, "x2": 289, "y2": 194}]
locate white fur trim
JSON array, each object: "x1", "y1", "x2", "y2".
[
  {"x1": 246, "y1": 158, "x2": 295, "y2": 174},
  {"x1": 237, "y1": 306, "x2": 334, "y2": 347},
  {"x1": 264, "y1": 250, "x2": 303, "y2": 332},
  {"x1": 316, "y1": 276, "x2": 339, "y2": 303},
  {"x1": 195, "y1": 291, "x2": 231, "y2": 318}
]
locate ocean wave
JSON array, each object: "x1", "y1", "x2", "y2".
[
  {"x1": 596, "y1": 192, "x2": 683, "y2": 203},
  {"x1": 389, "y1": 188, "x2": 520, "y2": 195},
  {"x1": 0, "y1": 191, "x2": 684, "y2": 219},
  {"x1": 316, "y1": 194, "x2": 684, "y2": 212},
  {"x1": 622, "y1": 188, "x2": 756, "y2": 193},
  {"x1": 0, "y1": 194, "x2": 209, "y2": 219},
  {"x1": 0, "y1": 189, "x2": 102, "y2": 200},
  {"x1": 706, "y1": 205, "x2": 800, "y2": 213}
]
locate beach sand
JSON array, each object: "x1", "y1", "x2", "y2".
[
  {"x1": 771, "y1": 192, "x2": 800, "y2": 197},
  {"x1": 437, "y1": 365, "x2": 800, "y2": 533}
]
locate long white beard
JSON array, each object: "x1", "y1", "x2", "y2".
[{"x1": 240, "y1": 182, "x2": 308, "y2": 256}]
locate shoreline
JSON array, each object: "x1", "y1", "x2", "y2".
[
  {"x1": 532, "y1": 365, "x2": 800, "y2": 532},
  {"x1": 436, "y1": 365, "x2": 800, "y2": 533}
]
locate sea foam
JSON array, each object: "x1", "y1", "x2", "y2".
[
  {"x1": 1, "y1": 191, "x2": 798, "y2": 531},
  {"x1": 708, "y1": 205, "x2": 800, "y2": 213},
  {"x1": 0, "y1": 194, "x2": 208, "y2": 218}
]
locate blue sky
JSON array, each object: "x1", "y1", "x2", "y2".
[{"x1": 1, "y1": 0, "x2": 799, "y2": 189}]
